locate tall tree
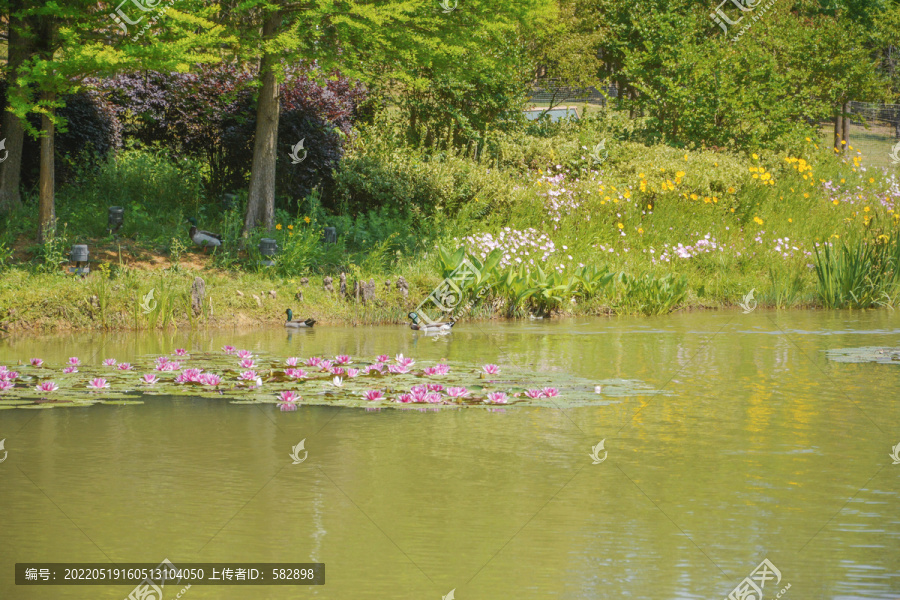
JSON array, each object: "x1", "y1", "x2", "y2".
[
  {"x1": 225, "y1": 0, "x2": 555, "y2": 234},
  {"x1": 6, "y1": 0, "x2": 229, "y2": 239}
]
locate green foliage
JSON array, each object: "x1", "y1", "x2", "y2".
[
  {"x1": 614, "y1": 272, "x2": 688, "y2": 316},
  {"x1": 813, "y1": 234, "x2": 900, "y2": 308},
  {"x1": 36, "y1": 224, "x2": 69, "y2": 274}
]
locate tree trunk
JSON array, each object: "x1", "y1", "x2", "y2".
[
  {"x1": 243, "y1": 11, "x2": 282, "y2": 234},
  {"x1": 841, "y1": 101, "x2": 849, "y2": 153},
  {"x1": 833, "y1": 103, "x2": 843, "y2": 152},
  {"x1": 0, "y1": 2, "x2": 32, "y2": 213},
  {"x1": 37, "y1": 91, "x2": 56, "y2": 242}
]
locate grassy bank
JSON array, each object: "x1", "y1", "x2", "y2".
[{"x1": 2, "y1": 110, "x2": 899, "y2": 332}]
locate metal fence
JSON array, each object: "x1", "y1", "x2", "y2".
[
  {"x1": 848, "y1": 102, "x2": 900, "y2": 138},
  {"x1": 527, "y1": 79, "x2": 617, "y2": 106}
]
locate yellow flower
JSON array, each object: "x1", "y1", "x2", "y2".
[
  {"x1": 683, "y1": 154, "x2": 688, "y2": 160},
  {"x1": 289, "y1": 232, "x2": 293, "y2": 237},
  {"x1": 760, "y1": 173, "x2": 771, "y2": 181},
  {"x1": 804, "y1": 193, "x2": 809, "y2": 198},
  {"x1": 617, "y1": 223, "x2": 624, "y2": 229},
  {"x1": 752, "y1": 153, "x2": 759, "y2": 160},
  {"x1": 623, "y1": 191, "x2": 631, "y2": 199},
  {"x1": 276, "y1": 224, "x2": 282, "y2": 230},
  {"x1": 841, "y1": 140, "x2": 846, "y2": 145},
  {"x1": 304, "y1": 216, "x2": 311, "y2": 224},
  {"x1": 639, "y1": 181, "x2": 647, "y2": 192},
  {"x1": 869, "y1": 177, "x2": 875, "y2": 183},
  {"x1": 832, "y1": 199, "x2": 839, "y2": 205},
  {"x1": 728, "y1": 187, "x2": 735, "y2": 194},
  {"x1": 647, "y1": 204, "x2": 653, "y2": 210},
  {"x1": 638, "y1": 228, "x2": 644, "y2": 234},
  {"x1": 805, "y1": 137, "x2": 812, "y2": 142},
  {"x1": 288, "y1": 224, "x2": 294, "y2": 230},
  {"x1": 753, "y1": 216, "x2": 763, "y2": 225},
  {"x1": 752, "y1": 174, "x2": 759, "y2": 179},
  {"x1": 690, "y1": 193, "x2": 699, "y2": 200},
  {"x1": 788, "y1": 218, "x2": 792, "y2": 223},
  {"x1": 749, "y1": 166, "x2": 759, "y2": 173},
  {"x1": 730, "y1": 208, "x2": 735, "y2": 212},
  {"x1": 638, "y1": 173, "x2": 645, "y2": 179},
  {"x1": 864, "y1": 206, "x2": 870, "y2": 212},
  {"x1": 676, "y1": 171, "x2": 685, "y2": 178}
]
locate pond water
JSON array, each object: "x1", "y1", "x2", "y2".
[{"x1": 1, "y1": 310, "x2": 899, "y2": 599}]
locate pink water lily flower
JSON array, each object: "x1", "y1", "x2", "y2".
[
  {"x1": 141, "y1": 374, "x2": 158, "y2": 385},
  {"x1": 396, "y1": 393, "x2": 413, "y2": 404},
  {"x1": 103, "y1": 358, "x2": 117, "y2": 367},
  {"x1": 427, "y1": 384, "x2": 444, "y2": 392},
  {"x1": 30, "y1": 358, "x2": 44, "y2": 367},
  {"x1": 68, "y1": 357, "x2": 80, "y2": 366},
  {"x1": 0, "y1": 370, "x2": 18, "y2": 381},
  {"x1": 364, "y1": 364, "x2": 383, "y2": 374},
  {"x1": 306, "y1": 356, "x2": 322, "y2": 367},
  {"x1": 388, "y1": 364, "x2": 409, "y2": 374},
  {"x1": 155, "y1": 356, "x2": 170, "y2": 365},
  {"x1": 447, "y1": 387, "x2": 469, "y2": 398},
  {"x1": 395, "y1": 354, "x2": 415, "y2": 368},
  {"x1": 174, "y1": 348, "x2": 187, "y2": 356},
  {"x1": 424, "y1": 393, "x2": 442, "y2": 404},
  {"x1": 410, "y1": 385, "x2": 429, "y2": 403},
  {"x1": 0, "y1": 380, "x2": 14, "y2": 391},
  {"x1": 318, "y1": 360, "x2": 333, "y2": 371},
  {"x1": 239, "y1": 359, "x2": 255, "y2": 369},
  {"x1": 422, "y1": 367, "x2": 440, "y2": 376},
  {"x1": 524, "y1": 389, "x2": 543, "y2": 399},
  {"x1": 199, "y1": 373, "x2": 222, "y2": 386},
  {"x1": 285, "y1": 357, "x2": 299, "y2": 367},
  {"x1": 156, "y1": 361, "x2": 181, "y2": 371},
  {"x1": 541, "y1": 387, "x2": 559, "y2": 397},
  {"x1": 222, "y1": 345, "x2": 236, "y2": 354},
  {"x1": 239, "y1": 370, "x2": 258, "y2": 381},
  {"x1": 237, "y1": 350, "x2": 253, "y2": 359},
  {"x1": 62, "y1": 366, "x2": 78, "y2": 374},
  {"x1": 285, "y1": 368, "x2": 307, "y2": 380},
  {"x1": 335, "y1": 354, "x2": 351, "y2": 365},
  {"x1": 35, "y1": 381, "x2": 59, "y2": 393},
  {"x1": 88, "y1": 378, "x2": 110, "y2": 390},
  {"x1": 482, "y1": 364, "x2": 500, "y2": 375},
  {"x1": 117, "y1": 363, "x2": 133, "y2": 371},
  {"x1": 279, "y1": 390, "x2": 301, "y2": 403},
  {"x1": 279, "y1": 401, "x2": 298, "y2": 412},
  {"x1": 331, "y1": 367, "x2": 346, "y2": 376},
  {"x1": 362, "y1": 390, "x2": 384, "y2": 402},
  {"x1": 434, "y1": 364, "x2": 450, "y2": 375},
  {"x1": 377, "y1": 355, "x2": 390, "y2": 363},
  {"x1": 346, "y1": 368, "x2": 360, "y2": 378},
  {"x1": 486, "y1": 392, "x2": 508, "y2": 404}
]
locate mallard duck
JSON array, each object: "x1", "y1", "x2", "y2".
[
  {"x1": 408, "y1": 311, "x2": 455, "y2": 331},
  {"x1": 188, "y1": 217, "x2": 222, "y2": 249},
  {"x1": 285, "y1": 309, "x2": 316, "y2": 328}
]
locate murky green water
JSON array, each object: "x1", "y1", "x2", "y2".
[{"x1": 2, "y1": 311, "x2": 899, "y2": 599}]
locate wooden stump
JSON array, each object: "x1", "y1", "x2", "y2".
[
  {"x1": 323, "y1": 276, "x2": 334, "y2": 293},
  {"x1": 191, "y1": 277, "x2": 205, "y2": 316},
  {"x1": 300, "y1": 277, "x2": 309, "y2": 287},
  {"x1": 362, "y1": 278, "x2": 376, "y2": 305},
  {"x1": 353, "y1": 280, "x2": 360, "y2": 303},
  {"x1": 295, "y1": 290, "x2": 304, "y2": 302},
  {"x1": 396, "y1": 276, "x2": 409, "y2": 298},
  {"x1": 339, "y1": 273, "x2": 347, "y2": 297}
]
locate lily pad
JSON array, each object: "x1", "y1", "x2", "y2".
[{"x1": 826, "y1": 346, "x2": 900, "y2": 364}]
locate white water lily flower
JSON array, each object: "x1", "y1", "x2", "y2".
[{"x1": 332, "y1": 376, "x2": 344, "y2": 387}]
